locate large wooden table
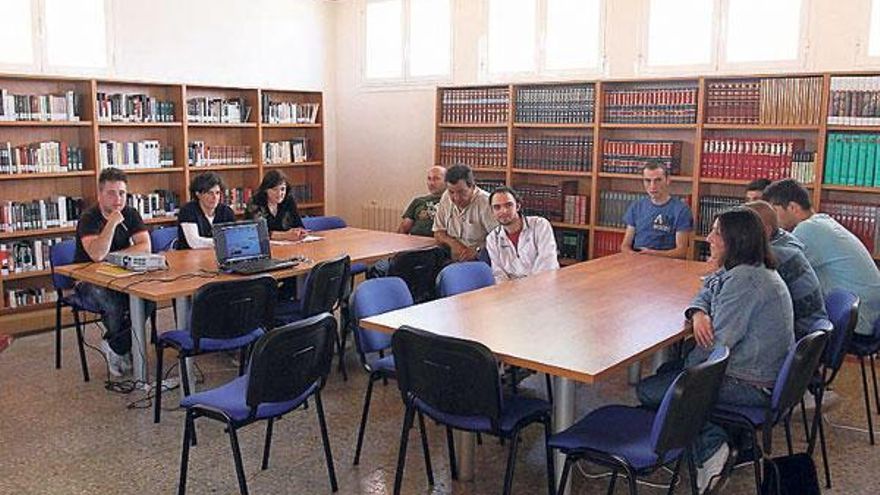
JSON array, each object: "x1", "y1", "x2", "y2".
[
  {"x1": 362, "y1": 253, "x2": 709, "y2": 482},
  {"x1": 56, "y1": 227, "x2": 436, "y2": 385}
]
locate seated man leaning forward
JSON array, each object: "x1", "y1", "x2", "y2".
[
  {"x1": 637, "y1": 208, "x2": 793, "y2": 494},
  {"x1": 398, "y1": 165, "x2": 446, "y2": 237},
  {"x1": 485, "y1": 186, "x2": 559, "y2": 283},
  {"x1": 432, "y1": 164, "x2": 498, "y2": 262},
  {"x1": 74, "y1": 167, "x2": 155, "y2": 377},
  {"x1": 620, "y1": 162, "x2": 693, "y2": 259}
]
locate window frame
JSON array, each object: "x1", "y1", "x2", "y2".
[
  {"x1": 479, "y1": 0, "x2": 608, "y2": 83},
  {"x1": 360, "y1": 0, "x2": 454, "y2": 89},
  {"x1": 0, "y1": 0, "x2": 41, "y2": 73},
  {"x1": 856, "y1": 0, "x2": 880, "y2": 66}
]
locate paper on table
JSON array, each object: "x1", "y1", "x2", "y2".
[
  {"x1": 270, "y1": 235, "x2": 323, "y2": 246},
  {"x1": 301, "y1": 235, "x2": 323, "y2": 243}
]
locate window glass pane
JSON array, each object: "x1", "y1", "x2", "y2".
[
  {"x1": 726, "y1": 0, "x2": 802, "y2": 62},
  {"x1": 545, "y1": 0, "x2": 600, "y2": 71},
  {"x1": 0, "y1": 0, "x2": 34, "y2": 65},
  {"x1": 488, "y1": 0, "x2": 536, "y2": 73},
  {"x1": 366, "y1": 0, "x2": 403, "y2": 78},
  {"x1": 869, "y1": 0, "x2": 880, "y2": 56},
  {"x1": 647, "y1": 0, "x2": 713, "y2": 66},
  {"x1": 410, "y1": 0, "x2": 450, "y2": 77},
  {"x1": 45, "y1": 0, "x2": 107, "y2": 68}
]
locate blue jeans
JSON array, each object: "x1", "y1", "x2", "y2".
[
  {"x1": 75, "y1": 283, "x2": 154, "y2": 356},
  {"x1": 637, "y1": 367, "x2": 770, "y2": 465}
]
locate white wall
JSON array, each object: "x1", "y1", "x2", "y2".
[{"x1": 332, "y1": 0, "x2": 880, "y2": 226}]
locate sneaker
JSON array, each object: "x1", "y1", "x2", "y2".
[
  {"x1": 696, "y1": 443, "x2": 729, "y2": 494},
  {"x1": 119, "y1": 353, "x2": 133, "y2": 374},
  {"x1": 100, "y1": 340, "x2": 126, "y2": 378}
]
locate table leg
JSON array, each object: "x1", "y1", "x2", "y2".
[
  {"x1": 455, "y1": 431, "x2": 476, "y2": 481},
  {"x1": 174, "y1": 296, "x2": 194, "y2": 401},
  {"x1": 129, "y1": 295, "x2": 148, "y2": 386},
  {"x1": 553, "y1": 376, "x2": 575, "y2": 491}
]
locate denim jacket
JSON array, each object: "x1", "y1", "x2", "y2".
[{"x1": 685, "y1": 264, "x2": 794, "y2": 387}]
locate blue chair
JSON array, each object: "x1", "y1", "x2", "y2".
[
  {"x1": 391, "y1": 326, "x2": 554, "y2": 495},
  {"x1": 154, "y1": 276, "x2": 277, "y2": 424},
  {"x1": 150, "y1": 225, "x2": 178, "y2": 253},
  {"x1": 177, "y1": 313, "x2": 339, "y2": 495},
  {"x1": 386, "y1": 246, "x2": 447, "y2": 303},
  {"x1": 713, "y1": 330, "x2": 829, "y2": 493},
  {"x1": 301, "y1": 215, "x2": 367, "y2": 275},
  {"x1": 50, "y1": 239, "x2": 101, "y2": 382},
  {"x1": 846, "y1": 315, "x2": 880, "y2": 447},
  {"x1": 549, "y1": 346, "x2": 730, "y2": 495},
  {"x1": 435, "y1": 261, "x2": 495, "y2": 298}
]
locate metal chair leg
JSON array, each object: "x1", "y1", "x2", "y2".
[
  {"x1": 417, "y1": 412, "x2": 433, "y2": 485},
  {"x1": 55, "y1": 301, "x2": 63, "y2": 369},
  {"x1": 502, "y1": 429, "x2": 521, "y2": 495},
  {"x1": 543, "y1": 418, "x2": 555, "y2": 495},
  {"x1": 393, "y1": 406, "x2": 416, "y2": 495},
  {"x1": 353, "y1": 375, "x2": 377, "y2": 465},
  {"x1": 227, "y1": 422, "x2": 249, "y2": 495},
  {"x1": 860, "y1": 356, "x2": 876, "y2": 445},
  {"x1": 558, "y1": 456, "x2": 574, "y2": 495},
  {"x1": 315, "y1": 392, "x2": 339, "y2": 492},
  {"x1": 870, "y1": 354, "x2": 880, "y2": 415},
  {"x1": 154, "y1": 344, "x2": 165, "y2": 423},
  {"x1": 261, "y1": 418, "x2": 274, "y2": 470},
  {"x1": 445, "y1": 426, "x2": 458, "y2": 480},
  {"x1": 177, "y1": 410, "x2": 194, "y2": 495},
  {"x1": 73, "y1": 310, "x2": 90, "y2": 382}
]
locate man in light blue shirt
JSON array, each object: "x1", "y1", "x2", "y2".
[
  {"x1": 621, "y1": 162, "x2": 693, "y2": 259},
  {"x1": 764, "y1": 179, "x2": 880, "y2": 337}
]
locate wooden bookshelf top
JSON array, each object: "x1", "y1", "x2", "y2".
[
  {"x1": 261, "y1": 123, "x2": 321, "y2": 129},
  {"x1": 97, "y1": 122, "x2": 182, "y2": 128},
  {"x1": 825, "y1": 125, "x2": 880, "y2": 132},
  {"x1": 702, "y1": 123, "x2": 820, "y2": 131},
  {"x1": 512, "y1": 169, "x2": 590, "y2": 178},
  {"x1": 144, "y1": 217, "x2": 177, "y2": 225},
  {"x1": 593, "y1": 226, "x2": 626, "y2": 234},
  {"x1": 821, "y1": 184, "x2": 880, "y2": 193},
  {"x1": 0, "y1": 301, "x2": 54, "y2": 316},
  {"x1": 551, "y1": 222, "x2": 590, "y2": 231},
  {"x1": 0, "y1": 226, "x2": 77, "y2": 241},
  {"x1": 700, "y1": 177, "x2": 814, "y2": 187},
  {"x1": 190, "y1": 164, "x2": 258, "y2": 171},
  {"x1": 121, "y1": 167, "x2": 185, "y2": 175},
  {"x1": 299, "y1": 202, "x2": 324, "y2": 209},
  {"x1": 513, "y1": 123, "x2": 594, "y2": 129},
  {"x1": 600, "y1": 123, "x2": 697, "y2": 130},
  {"x1": 599, "y1": 173, "x2": 692, "y2": 182},
  {"x1": 471, "y1": 167, "x2": 507, "y2": 173},
  {"x1": 2, "y1": 269, "x2": 51, "y2": 282},
  {"x1": 263, "y1": 161, "x2": 323, "y2": 168},
  {"x1": 0, "y1": 171, "x2": 94, "y2": 181},
  {"x1": 186, "y1": 122, "x2": 257, "y2": 128},
  {"x1": 438, "y1": 123, "x2": 508, "y2": 129},
  {"x1": 0, "y1": 121, "x2": 92, "y2": 127}
]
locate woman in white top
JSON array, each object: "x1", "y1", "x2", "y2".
[{"x1": 176, "y1": 172, "x2": 236, "y2": 250}]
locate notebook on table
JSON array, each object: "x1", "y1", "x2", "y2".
[{"x1": 212, "y1": 219, "x2": 298, "y2": 275}]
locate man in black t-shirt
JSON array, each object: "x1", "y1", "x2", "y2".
[{"x1": 75, "y1": 168, "x2": 152, "y2": 377}]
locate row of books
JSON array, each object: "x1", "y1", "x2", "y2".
[
  {"x1": 563, "y1": 194, "x2": 589, "y2": 225},
  {"x1": 188, "y1": 142, "x2": 253, "y2": 167},
  {"x1": 518, "y1": 181, "x2": 579, "y2": 222},
  {"x1": 705, "y1": 77, "x2": 821, "y2": 125},
  {"x1": 700, "y1": 138, "x2": 806, "y2": 180},
  {"x1": 514, "y1": 85, "x2": 595, "y2": 124},
  {"x1": 186, "y1": 97, "x2": 249, "y2": 124},
  {"x1": 697, "y1": 196, "x2": 742, "y2": 235},
  {"x1": 291, "y1": 184, "x2": 313, "y2": 203},
  {"x1": 0, "y1": 197, "x2": 83, "y2": 233},
  {"x1": 99, "y1": 140, "x2": 174, "y2": 169},
  {"x1": 827, "y1": 77, "x2": 880, "y2": 126},
  {"x1": 593, "y1": 231, "x2": 624, "y2": 258},
  {"x1": 824, "y1": 133, "x2": 880, "y2": 187},
  {"x1": 126, "y1": 191, "x2": 179, "y2": 220},
  {"x1": 822, "y1": 202, "x2": 880, "y2": 255},
  {"x1": 96, "y1": 93, "x2": 176, "y2": 123},
  {"x1": 556, "y1": 230, "x2": 587, "y2": 261},
  {"x1": 262, "y1": 139, "x2": 309, "y2": 164},
  {"x1": 0, "y1": 237, "x2": 68, "y2": 275},
  {"x1": 601, "y1": 139, "x2": 682, "y2": 175},
  {"x1": 260, "y1": 94, "x2": 319, "y2": 124},
  {"x1": 438, "y1": 131, "x2": 507, "y2": 169},
  {"x1": 0, "y1": 90, "x2": 81, "y2": 122},
  {"x1": 224, "y1": 188, "x2": 252, "y2": 211},
  {"x1": 704, "y1": 80, "x2": 760, "y2": 124},
  {"x1": 4, "y1": 287, "x2": 56, "y2": 309},
  {"x1": 475, "y1": 179, "x2": 506, "y2": 193},
  {"x1": 597, "y1": 191, "x2": 640, "y2": 228},
  {"x1": 0, "y1": 141, "x2": 85, "y2": 174},
  {"x1": 440, "y1": 88, "x2": 510, "y2": 124},
  {"x1": 603, "y1": 83, "x2": 698, "y2": 124},
  {"x1": 514, "y1": 135, "x2": 592, "y2": 173},
  {"x1": 791, "y1": 151, "x2": 817, "y2": 184}
]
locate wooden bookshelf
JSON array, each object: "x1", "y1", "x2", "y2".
[
  {"x1": 0, "y1": 74, "x2": 325, "y2": 334},
  {"x1": 435, "y1": 72, "x2": 880, "y2": 266}
]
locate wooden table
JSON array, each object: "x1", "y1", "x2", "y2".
[
  {"x1": 361, "y1": 253, "x2": 709, "y2": 483},
  {"x1": 56, "y1": 227, "x2": 436, "y2": 385}
]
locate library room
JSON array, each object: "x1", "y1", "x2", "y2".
[{"x1": 2, "y1": 0, "x2": 880, "y2": 493}]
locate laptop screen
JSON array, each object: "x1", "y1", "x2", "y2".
[{"x1": 213, "y1": 219, "x2": 271, "y2": 265}]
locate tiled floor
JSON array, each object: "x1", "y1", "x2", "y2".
[{"x1": 1, "y1": 311, "x2": 879, "y2": 494}]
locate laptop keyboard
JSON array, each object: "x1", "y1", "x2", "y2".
[{"x1": 229, "y1": 258, "x2": 295, "y2": 275}]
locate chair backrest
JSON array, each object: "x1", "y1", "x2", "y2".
[
  {"x1": 302, "y1": 215, "x2": 346, "y2": 231},
  {"x1": 387, "y1": 246, "x2": 447, "y2": 303},
  {"x1": 436, "y1": 261, "x2": 495, "y2": 297},
  {"x1": 49, "y1": 239, "x2": 78, "y2": 291},
  {"x1": 246, "y1": 313, "x2": 337, "y2": 411},
  {"x1": 190, "y1": 276, "x2": 277, "y2": 352},
  {"x1": 651, "y1": 346, "x2": 730, "y2": 456},
  {"x1": 392, "y1": 326, "x2": 502, "y2": 428},
  {"x1": 769, "y1": 330, "x2": 829, "y2": 423},
  {"x1": 351, "y1": 277, "x2": 414, "y2": 356},
  {"x1": 301, "y1": 255, "x2": 351, "y2": 317},
  {"x1": 150, "y1": 226, "x2": 178, "y2": 253},
  {"x1": 822, "y1": 289, "x2": 859, "y2": 378}
]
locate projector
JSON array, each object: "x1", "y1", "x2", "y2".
[{"x1": 105, "y1": 252, "x2": 167, "y2": 272}]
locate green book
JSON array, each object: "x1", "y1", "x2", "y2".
[
  {"x1": 856, "y1": 134, "x2": 869, "y2": 186},
  {"x1": 865, "y1": 134, "x2": 877, "y2": 187},
  {"x1": 840, "y1": 134, "x2": 852, "y2": 186},
  {"x1": 874, "y1": 134, "x2": 880, "y2": 187},
  {"x1": 825, "y1": 133, "x2": 840, "y2": 185}
]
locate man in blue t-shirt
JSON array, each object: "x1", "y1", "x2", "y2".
[{"x1": 621, "y1": 163, "x2": 693, "y2": 259}]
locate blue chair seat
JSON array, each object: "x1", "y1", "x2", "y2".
[
  {"x1": 548, "y1": 405, "x2": 682, "y2": 471},
  {"x1": 61, "y1": 293, "x2": 103, "y2": 315},
  {"x1": 274, "y1": 299, "x2": 305, "y2": 326},
  {"x1": 371, "y1": 354, "x2": 395, "y2": 374},
  {"x1": 352, "y1": 262, "x2": 367, "y2": 275},
  {"x1": 415, "y1": 395, "x2": 550, "y2": 434},
  {"x1": 849, "y1": 331, "x2": 880, "y2": 356},
  {"x1": 159, "y1": 328, "x2": 265, "y2": 353},
  {"x1": 715, "y1": 403, "x2": 768, "y2": 426},
  {"x1": 181, "y1": 374, "x2": 318, "y2": 423}
]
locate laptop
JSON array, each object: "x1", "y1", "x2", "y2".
[{"x1": 213, "y1": 219, "x2": 297, "y2": 275}]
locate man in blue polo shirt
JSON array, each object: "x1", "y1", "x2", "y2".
[{"x1": 620, "y1": 162, "x2": 693, "y2": 258}]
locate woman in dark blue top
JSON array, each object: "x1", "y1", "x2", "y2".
[
  {"x1": 177, "y1": 172, "x2": 236, "y2": 250},
  {"x1": 245, "y1": 170, "x2": 307, "y2": 241}
]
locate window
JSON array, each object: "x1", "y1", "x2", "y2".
[
  {"x1": 485, "y1": 0, "x2": 603, "y2": 76},
  {"x1": 364, "y1": 0, "x2": 451, "y2": 82},
  {"x1": 45, "y1": 0, "x2": 108, "y2": 68},
  {"x1": 868, "y1": 0, "x2": 880, "y2": 57},
  {"x1": 646, "y1": 0, "x2": 714, "y2": 67},
  {"x1": 724, "y1": 0, "x2": 803, "y2": 63},
  {"x1": 0, "y1": 0, "x2": 35, "y2": 66}
]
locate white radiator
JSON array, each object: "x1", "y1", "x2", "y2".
[{"x1": 360, "y1": 202, "x2": 401, "y2": 232}]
